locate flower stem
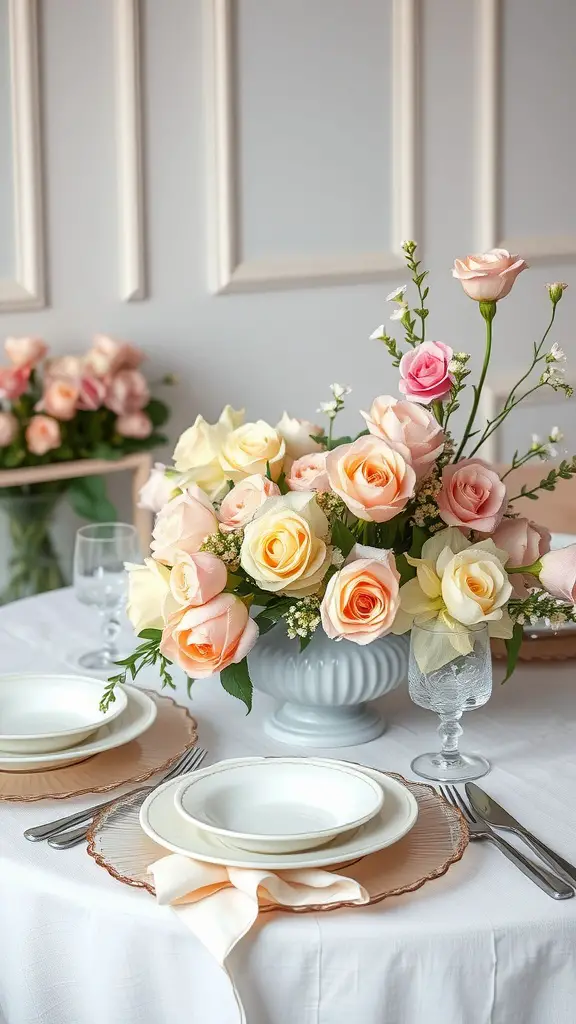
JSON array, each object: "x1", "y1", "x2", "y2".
[{"x1": 453, "y1": 302, "x2": 496, "y2": 462}]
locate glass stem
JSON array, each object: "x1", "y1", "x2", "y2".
[
  {"x1": 101, "y1": 611, "x2": 121, "y2": 664},
  {"x1": 437, "y1": 712, "x2": 463, "y2": 765}
]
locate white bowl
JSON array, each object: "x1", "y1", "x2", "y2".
[
  {"x1": 174, "y1": 756, "x2": 384, "y2": 854},
  {"x1": 0, "y1": 673, "x2": 128, "y2": 754}
]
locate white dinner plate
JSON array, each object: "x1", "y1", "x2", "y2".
[
  {"x1": 174, "y1": 757, "x2": 384, "y2": 854},
  {"x1": 140, "y1": 757, "x2": 418, "y2": 869},
  {"x1": 0, "y1": 673, "x2": 128, "y2": 754},
  {"x1": 0, "y1": 685, "x2": 156, "y2": 771},
  {"x1": 525, "y1": 532, "x2": 576, "y2": 636}
]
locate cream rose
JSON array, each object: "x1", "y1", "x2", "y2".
[
  {"x1": 240, "y1": 492, "x2": 331, "y2": 596},
  {"x1": 220, "y1": 420, "x2": 285, "y2": 482},
  {"x1": 361, "y1": 395, "x2": 445, "y2": 479},
  {"x1": 5, "y1": 336, "x2": 47, "y2": 368},
  {"x1": 286, "y1": 452, "x2": 330, "y2": 492},
  {"x1": 441, "y1": 545, "x2": 512, "y2": 626},
  {"x1": 275, "y1": 411, "x2": 323, "y2": 465},
  {"x1": 452, "y1": 249, "x2": 528, "y2": 301},
  {"x1": 326, "y1": 435, "x2": 416, "y2": 522},
  {"x1": 138, "y1": 463, "x2": 178, "y2": 513},
  {"x1": 169, "y1": 551, "x2": 227, "y2": 607},
  {"x1": 150, "y1": 486, "x2": 218, "y2": 565},
  {"x1": 321, "y1": 544, "x2": 400, "y2": 644},
  {"x1": 217, "y1": 474, "x2": 280, "y2": 532},
  {"x1": 173, "y1": 405, "x2": 244, "y2": 501},
  {"x1": 126, "y1": 558, "x2": 173, "y2": 633}
]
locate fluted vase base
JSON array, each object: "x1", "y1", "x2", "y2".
[{"x1": 264, "y1": 701, "x2": 386, "y2": 747}]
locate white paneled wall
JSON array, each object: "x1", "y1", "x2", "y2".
[{"x1": 0, "y1": 0, "x2": 574, "y2": 473}]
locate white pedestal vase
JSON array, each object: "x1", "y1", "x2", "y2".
[{"x1": 248, "y1": 626, "x2": 408, "y2": 748}]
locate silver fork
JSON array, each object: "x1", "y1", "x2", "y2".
[
  {"x1": 24, "y1": 746, "x2": 207, "y2": 844},
  {"x1": 440, "y1": 784, "x2": 574, "y2": 901}
]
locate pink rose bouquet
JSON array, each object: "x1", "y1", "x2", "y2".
[{"x1": 105, "y1": 243, "x2": 576, "y2": 713}]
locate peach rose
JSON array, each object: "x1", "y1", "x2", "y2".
[
  {"x1": 220, "y1": 420, "x2": 285, "y2": 482},
  {"x1": 160, "y1": 593, "x2": 259, "y2": 678},
  {"x1": 438, "y1": 458, "x2": 507, "y2": 534},
  {"x1": 115, "y1": 411, "x2": 152, "y2": 439},
  {"x1": 218, "y1": 474, "x2": 280, "y2": 532},
  {"x1": 326, "y1": 435, "x2": 416, "y2": 523},
  {"x1": 399, "y1": 341, "x2": 453, "y2": 404},
  {"x1": 5, "y1": 336, "x2": 47, "y2": 368},
  {"x1": 452, "y1": 249, "x2": 528, "y2": 301},
  {"x1": 240, "y1": 492, "x2": 331, "y2": 596},
  {"x1": 138, "y1": 463, "x2": 177, "y2": 513},
  {"x1": 0, "y1": 412, "x2": 18, "y2": 447},
  {"x1": 321, "y1": 544, "x2": 400, "y2": 644},
  {"x1": 361, "y1": 395, "x2": 445, "y2": 479},
  {"x1": 26, "y1": 415, "x2": 61, "y2": 455},
  {"x1": 169, "y1": 551, "x2": 227, "y2": 607},
  {"x1": 46, "y1": 355, "x2": 84, "y2": 380},
  {"x1": 0, "y1": 365, "x2": 30, "y2": 401},
  {"x1": 37, "y1": 378, "x2": 79, "y2": 420},
  {"x1": 151, "y1": 485, "x2": 218, "y2": 565},
  {"x1": 539, "y1": 546, "x2": 576, "y2": 603},
  {"x1": 286, "y1": 452, "x2": 330, "y2": 492},
  {"x1": 275, "y1": 411, "x2": 323, "y2": 464},
  {"x1": 77, "y1": 375, "x2": 106, "y2": 411},
  {"x1": 85, "y1": 334, "x2": 144, "y2": 377},
  {"x1": 105, "y1": 369, "x2": 150, "y2": 415},
  {"x1": 491, "y1": 517, "x2": 550, "y2": 591}
]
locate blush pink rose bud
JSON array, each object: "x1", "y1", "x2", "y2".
[
  {"x1": 491, "y1": 517, "x2": 551, "y2": 596},
  {"x1": 85, "y1": 334, "x2": 144, "y2": 378},
  {"x1": 539, "y1": 546, "x2": 576, "y2": 604},
  {"x1": 362, "y1": 395, "x2": 445, "y2": 479},
  {"x1": 0, "y1": 411, "x2": 18, "y2": 447},
  {"x1": 218, "y1": 474, "x2": 280, "y2": 532},
  {"x1": 138, "y1": 463, "x2": 177, "y2": 513},
  {"x1": 438, "y1": 458, "x2": 507, "y2": 534},
  {"x1": 399, "y1": 341, "x2": 453, "y2": 404},
  {"x1": 169, "y1": 550, "x2": 228, "y2": 608},
  {"x1": 77, "y1": 375, "x2": 106, "y2": 411},
  {"x1": 321, "y1": 544, "x2": 400, "y2": 644},
  {"x1": 105, "y1": 369, "x2": 150, "y2": 415},
  {"x1": 4, "y1": 336, "x2": 47, "y2": 368},
  {"x1": 25, "y1": 415, "x2": 61, "y2": 455},
  {"x1": 326, "y1": 435, "x2": 416, "y2": 523},
  {"x1": 0, "y1": 365, "x2": 31, "y2": 401},
  {"x1": 286, "y1": 452, "x2": 330, "y2": 492},
  {"x1": 37, "y1": 378, "x2": 79, "y2": 420},
  {"x1": 151, "y1": 485, "x2": 219, "y2": 564},
  {"x1": 452, "y1": 249, "x2": 528, "y2": 302},
  {"x1": 115, "y1": 411, "x2": 153, "y2": 439},
  {"x1": 160, "y1": 593, "x2": 259, "y2": 678}
]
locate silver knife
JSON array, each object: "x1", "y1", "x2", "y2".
[{"x1": 466, "y1": 783, "x2": 576, "y2": 888}]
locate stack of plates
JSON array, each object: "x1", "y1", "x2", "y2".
[
  {"x1": 0, "y1": 674, "x2": 157, "y2": 772},
  {"x1": 140, "y1": 756, "x2": 419, "y2": 869}
]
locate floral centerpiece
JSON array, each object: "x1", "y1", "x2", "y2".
[
  {"x1": 103, "y1": 244, "x2": 576, "y2": 714},
  {"x1": 0, "y1": 334, "x2": 171, "y2": 601}
]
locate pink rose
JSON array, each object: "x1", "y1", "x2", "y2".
[
  {"x1": 452, "y1": 249, "x2": 528, "y2": 302},
  {"x1": 25, "y1": 415, "x2": 61, "y2": 456},
  {"x1": 275, "y1": 411, "x2": 323, "y2": 465},
  {"x1": 138, "y1": 463, "x2": 176, "y2": 513},
  {"x1": 37, "y1": 378, "x2": 79, "y2": 420},
  {"x1": 105, "y1": 369, "x2": 150, "y2": 415},
  {"x1": 160, "y1": 593, "x2": 259, "y2": 678},
  {"x1": 218, "y1": 474, "x2": 280, "y2": 532},
  {"x1": 169, "y1": 550, "x2": 228, "y2": 607},
  {"x1": 399, "y1": 341, "x2": 453, "y2": 404},
  {"x1": 46, "y1": 355, "x2": 84, "y2": 380},
  {"x1": 85, "y1": 334, "x2": 144, "y2": 377},
  {"x1": 4, "y1": 336, "x2": 47, "y2": 368},
  {"x1": 115, "y1": 411, "x2": 152, "y2": 439},
  {"x1": 321, "y1": 544, "x2": 400, "y2": 645},
  {"x1": 77, "y1": 375, "x2": 106, "y2": 411},
  {"x1": 362, "y1": 395, "x2": 445, "y2": 479},
  {"x1": 286, "y1": 452, "x2": 330, "y2": 492},
  {"x1": 491, "y1": 517, "x2": 551, "y2": 596},
  {"x1": 0, "y1": 412, "x2": 18, "y2": 447},
  {"x1": 326, "y1": 435, "x2": 416, "y2": 523},
  {"x1": 539, "y1": 546, "x2": 576, "y2": 603},
  {"x1": 0, "y1": 365, "x2": 30, "y2": 401},
  {"x1": 438, "y1": 458, "x2": 507, "y2": 533},
  {"x1": 151, "y1": 485, "x2": 219, "y2": 564}
]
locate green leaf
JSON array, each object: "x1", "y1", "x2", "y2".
[
  {"x1": 91, "y1": 443, "x2": 123, "y2": 461},
  {"x1": 186, "y1": 677, "x2": 195, "y2": 699},
  {"x1": 220, "y1": 658, "x2": 253, "y2": 713},
  {"x1": 299, "y1": 634, "x2": 312, "y2": 652},
  {"x1": 146, "y1": 398, "x2": 170, "y2": 428},
  {"x1": 310, "y1": 433, "x2": 328, "y2": 446},
  {"x1": 503, "y1": 622, "x2": 524, "y2": 682},
  {"x1": 327, "y1": 435, "x2": 352, "y2": 451},
  {"x1": 396, "y1": 552, "x2": 416, "y2": 586},
  {"x1": 408, "y1": 525, "x2": 429, "y2": 559},
  {"x1": 138, "y1": 628, "x2": 162, "y2": 640},
  {"x1": 67, "y1": 475, "x2": 117, "y2": 522},
  {"x1": 353, "y1": 428, "x2": 370, "y2": 440},
  {"x1": 254, "y1": 599, "x2": 293, "y2": 635},
  {"x1": 276, "y1": 470, "x2": 289, "y2": 495},
  {"x1": 331, "y1": 518, "x2": 356, "y2": 558}
]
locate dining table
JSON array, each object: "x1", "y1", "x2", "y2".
[{"x1": 0, "y1": 587, "x2": 575, "y2": 1024}]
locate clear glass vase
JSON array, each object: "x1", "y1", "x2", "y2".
[{"x1": 0, "y1": 491, "x2": 67, "y2": 604}]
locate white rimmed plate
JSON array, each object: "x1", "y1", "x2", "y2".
[
  {"x1": 174, "y1": 757, "x2": 384, "y2": 854},
  {"x1": 140, "y1": 757, "x2": 418, "y2": 869},
  {"x1": 0, "y1": 674, "x2": 128, "y2": 754},
  {"x1": 524, "y1": 532, "x2": 576, "y2": 637},
  {"x1": 0, "y1": 686, "x2": 156, "y2": 771}
]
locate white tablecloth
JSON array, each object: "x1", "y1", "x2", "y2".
[{"x1": 0, "y1": 589, "x2": 575, "y2": 1024}]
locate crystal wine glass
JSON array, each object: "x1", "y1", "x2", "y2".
[
  {"x1": 73, "y1": 523, "x2": 140, "y2": 671},
  {"x1": 408, "y1": 618, "x2": 492, "y2": 782}
]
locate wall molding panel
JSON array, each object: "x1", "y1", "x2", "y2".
[
  {"x1": 476, "y1": 0, "x2": 576, "y2": 261},
  {"x1": 0, "y1": 0, "x2": 45, "y2": 312},
  {"x1": 115, "y1": 0, "x2": 146, "y2": 301},
  {"x1": 207, "y1": 0, "x2": 420, "y2": 294}
]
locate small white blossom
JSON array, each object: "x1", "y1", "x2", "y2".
[
  {"x1": 390, "y1": 305, "x2": 407, "y2": 322},
  {"x1": 330, "y1": 383, "x2": 351, "y2": 399},
  {"x1": 531, "y1": 433, "x2": 541, "y2": 448},
  {"x1": 545, "y1": 444, "x2": 558, "y2": 459},
  {"x1": 318, "y1": 400, "x2": 337, "y2": 417},
  {"x1": 369, "y1": 324, "x2": 385, "y2": 341},
  {"x1": 386, "y1": 285, "x2": 407, "y2": 303},
  {"x1": 548, "y1": 343, "x2": 566, "y2": 363},
  {"x1": 549, "y1": 426, "x2": 563, "y2": 442}
]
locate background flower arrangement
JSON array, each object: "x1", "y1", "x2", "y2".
[
  {"x1": 103, "y1": 243, "x2": 576, "y2": 713},
  {"x1": 0, "y1": 334, "x2": 170, "y2": 601}
]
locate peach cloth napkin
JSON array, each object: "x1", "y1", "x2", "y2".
[{"x1": 149, "y1": 853, "x2": 369, "y2": 1022}]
